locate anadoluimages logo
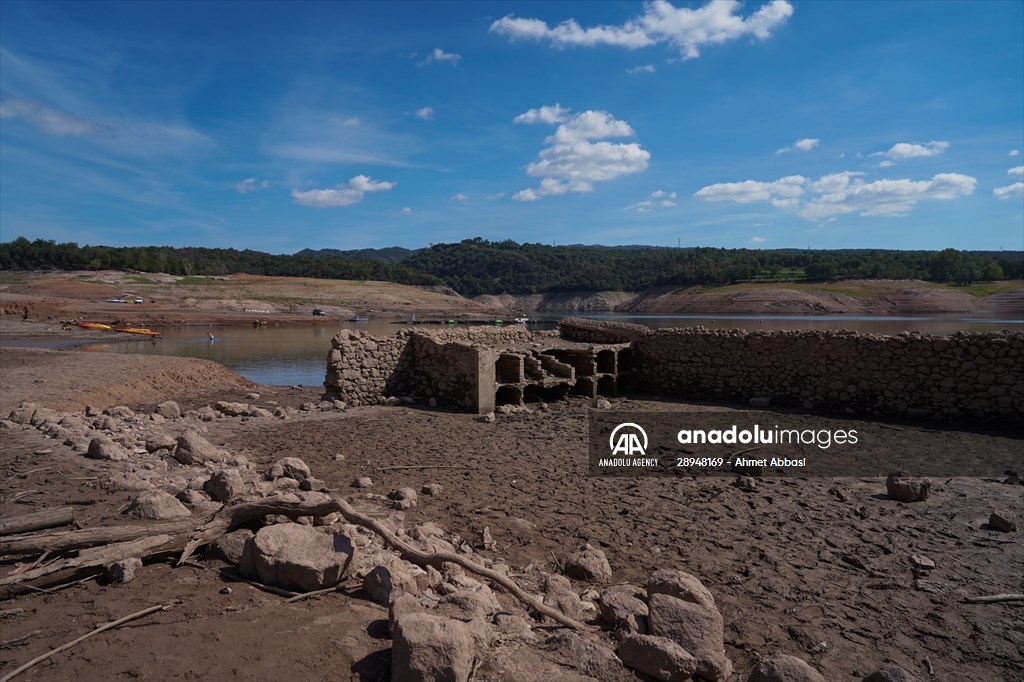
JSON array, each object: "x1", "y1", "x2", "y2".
[{"x1": 609, "y1": 422, "x2": 648, "y2": 456}]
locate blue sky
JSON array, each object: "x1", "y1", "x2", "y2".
[{"x1": 1, "y1": 0, "x2": 1022, "y2": 253}]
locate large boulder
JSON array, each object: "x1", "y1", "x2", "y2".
[
  {"x1": 885, "y1": 473, "x2": 931, "y2": 502},
  {"x1": 214, "y1": 401, "x2": 250, "y2": 417},
  {"x1": 123, "y1": 490, "x2": 191, "y2": 520},
  {"x1": 204, "y1": 469, "x2": 246, "y2": 502},
  {"x1": 564, "y1": 543, "x2": 612, "y2": 582},
  {"x1": 86, "y1": 435, "x2": 131, "y2": 462},
  {"x1": 647, "y1": 569, "x2": 717, "y2": 612},
  {"x1": 363, "y1": 563, "x2": 418, "y2": 605},
  {"x1": 154, "y1": 400, "x2": 182, "y2": 419},
  {"x1": 391, "y1": 612, "x2": 486, "y2": 682},
  {"x1": 647, "y1": 593, "x2": 732, "y2": 682},
  {"x1": 599, "y1": 586, "x2": 648, "y2": 633},
  {"x1": 239, "y1": 524, "x2": 355, "y2": 592},
  {"x1": 265, "y1": 457, "x2": 311, "y2": 482},
  {"x1": 862, "y1": 666, "x2": 920, "y2": 682},
  {"x1": 616, "y1": 633, "x2": 698, "y2": 681},
  {"x1": 748, "y1": 653, "x2": 826, "y2": 682},
  {"x1": 207, "y1": 528, "x2": 254, "y2": 565},
  {"x1": 174, "y1": 430, "x2": 230, "y2": 465},
  {"x1": 145, "y1": 431, "x2": 178, "y2": 453}
]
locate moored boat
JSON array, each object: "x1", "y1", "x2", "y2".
[{"x1": 77, "y1": 322, "x2": 112, "y2": 330}]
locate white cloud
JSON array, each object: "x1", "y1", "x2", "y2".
[
  {"x1": 451, "y1": 193, "x2": 469, "y2": 202},
  {"x1": 486, "y1": 192, "x2": 506, "y2": 200},
  {"x1": 514, "y1": 104, "x2": 572, "y2": 124},
  {"x1": 776, "y1": 137, "x2": 819, "y2": 154},
  {"x1": 627, "y1": 189, "x2": 678, "y2": 212},
  {"x1": 513, "y1": 110, "x2": 650, "y2": 201},
  {"x1": 330, "y1": 116, "x2": 361, "y2": 127},
  {"x1": 1010, "y1": 149, "x2": 1020, "y2": 157},
  {"x1": 749, "y1": 236, "x2": 767, "y2": 244},
  {"x1": 423, "y1": 48, "x2": 462, "y2": 65},
  {"x1": 877, "y1": 160, "x2": 895, "y2": 168},
  {"x1": 870, "y1": 140, "x2": 949, "y2": 162},
  {"x1": 801, "y1": 172, "x2": 975, "y2": 219},
  {"x1": 993, "y1": 182, "x2": 1024, "y2": 200},
  {"x1": 1009, "y1": 166, "x2": 1024, "y2": 177},
  {"x1": 626, "y1": 64, "x2": 656, "y2": 74},
  {"x1": 0, "y1": 98, "x2": 103, "y2": 136},
  {"x1": 694, "y1": 175, "x2": 806, "y2": 207},
  {"x1": 695, "y1": 171, "x2": 976, "y2": 219},
  {"x1": 415, "y1": 107, "x2": 435, "y2": 120},
  {"x1": 400, "y1": 207, "x2": 413, "y2": 215},
  {"x1": 233, "y1": 178, "x2": 271, "y2": 194},
  {"x1": 291, "y1": 175, "x2": 395, "y2": 208},
  {"x1": 490, "y1": 0, "x2": 794, "y2": 59}
]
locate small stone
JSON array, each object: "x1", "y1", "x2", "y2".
[
  {"x1": 564, "y1": 544, "x2": 612, "y2": 582},
  {"x1": 592, "y1": 398, "x2": 612, "y2": 410},
  {"x1": 748, "y1": 653, "x2": 826, "y2": 682},
  {"x1": 245, "y1": 392, "x2": 260, "y2": 400},
  {"x1": 734, "y1": 476, "x2": 757, "y2": 492},
  {"x1": 389, "y1": 487, "x2": 418, "y2": 502},
  {"x1": 476, "y1": 412, "x2": 496, "y2": 423},
  {"x1": 479, "y1": 526, "x2": 496, "y2": 550},
  {"x1": 885, "y1": 472, "x2": 931, "y2": 502},
  {"x1": 988, "y1": 510, "x2": 1018, "y2": 532},
  {"x1": 86, "y1": 435, "x2": 131, "y2": 462},
  {"x1": 862, "y1": 665, "x2": 920, "y2": 682},
  {"x1": 391, "y1": 612, "x2": 486, "y2": 682},
  {"x1": 647, "y1": 569, "x2": 717, "y2": 611},
  {"x1": 910, "y1": 554, "x2": 935, "y2": 570},
  {"x1": 105, "y1": 558, "x2": 143, "y2": 584},
  {"x1": 208, "y1": 528, "x2": 255, "y2": 564},
  {"x1": 220, "y1": 587, "x2": 232, "y2": 595},
  {"x1": 421, "y1": 483, "x2": 442, "y2": 496},
  {"x1": 352, "y1": 476, "x2": 373, "y2": 488},
  {"x1": 174, "y1": 431, "x2": 230, "y2": 465},
  {"x1": 123, "y1": 490, "x2": 191, "y2": 520},
  {"x1": 363, "y1": 564, "x2": 419, "y2": 605},
  {"x1": 428, "y1": 397, "x2": 438, "y2": 408},
  {"x1": 598, "y1": 587, "x2": 648, "y2": 633}
]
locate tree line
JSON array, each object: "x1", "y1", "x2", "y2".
[{"x1": 1, "y1": 236, "x2": 1021, "y2": 296}]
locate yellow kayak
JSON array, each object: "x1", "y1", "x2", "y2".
[
  {"x1": 116, "y1": 327, "x2": 161, "y2": 337},
  {"x1": 77, "y1": 322, "x2": 112, "y2": 331}
]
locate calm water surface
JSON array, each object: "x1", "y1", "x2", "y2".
[{"x1": 77, "y1": 315, "x2": 1023, "y2": 386}]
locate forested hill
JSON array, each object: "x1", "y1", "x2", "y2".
[
  {"x1": 2, "y1": 236, "x2": 1022, "y2": 296},
  {"x1": 296, "y1": 246, "x2": 419, "y2": 264}
]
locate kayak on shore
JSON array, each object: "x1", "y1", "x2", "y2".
[
  {"x1": 77, "y1": 322, "x2": 112, "y2": 331},
  {"x1": 115, "y1": 327, "x2": 160, "y2": 336}
]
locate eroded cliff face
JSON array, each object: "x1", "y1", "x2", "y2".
[{"x1": 477, "y1": 280, "x2": 1024, "y2": 316}]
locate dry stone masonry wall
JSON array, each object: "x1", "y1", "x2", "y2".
[{"x1": 636, "y1": 328, "x2": 1024, "y2": 424}]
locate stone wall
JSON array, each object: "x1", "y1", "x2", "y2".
[
  {"x1": 323, "y1": 330, "x2": 412, "y2": 407},
  {"x1": 414, "y1": 325, "x2": 534, "y2": 346},
  {"x1": 559, "y1": 317, "x2": 650, "y2": 344},
  {"x1": 408, "y1": 335, "x2": 497, "y2": 413},
  {"x1": 636, "y1": 328, "x2": 1024, "y2": 424}
]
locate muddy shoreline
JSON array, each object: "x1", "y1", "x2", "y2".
[{"x1": 0, "y1": 329, "x2": 1021, "y2": 681}]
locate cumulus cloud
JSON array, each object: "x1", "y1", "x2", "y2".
[
  {"x1": 331, "y1": 116, "x2": 361, "y2": 126},
  {"x1": 514, "y1": 104, "x2": 572, "y2": 124},
  {"x1": 626, "y1": 64, "x2": 656, "y2": 74},
  {"x1": 513, "y1": 110, "x2": 650, "y2": 201},
  {"x1": 451, "y1": 193, "x2": 469, "y2": 202},
  {"x1": 291, "y1": 175, "x2": 395, "y2": 208},
  {"x1": 415, "y1": 107, "x2": 435, "y2": 120},
  {"x1": 423, "y1": 47, "x2": 462, "y2": 65},
  {"x1": 1010, "y1": 149, "x2": 1020, "y2": 157},
  {"x1": 490, "y1": 0, "x2": 793, "y2": 59},
  {"x1": 627, "y1": 189, "x2": 678, "y2": 212},
  {"x1": 233, "y1": 178, "x2": 271, "y2": 194},
  {"x1": 487, "y1": 192, "x2": 506, "y2": 200},
  {"x1": 694, "y1": 171, "x2": 976, "y2": 219},
  {"x1": 694, "y1": 175, "x2": 806, "y2": 207},
  {"x1": 993, "y1": 166, "x2": 1023, "y2": 199},
  {"x1": 993, "y1": 183, "x2": 1023, "y2": 200},
  {"x1": 0, "y1": 98, "x2": 103, "y2": 136},
  {"x1": 776, "y1": 137, "x2": 819, "y2": 154},
  {"x1": 400, "y1": 207, "x2": 413, "y2": 215},
  {"x1": 749, "y1": 236, "x2": 767, "y2": 243},
  {"x1": 870, "y1": 140, "x2": 949, "y2": 162}
]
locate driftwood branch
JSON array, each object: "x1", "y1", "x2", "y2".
[
  {"x1": 3, "y1": 495, "x2": 588, "y2": 630},
  {"x1": 0, "y1": 507, "x2": 74, "y2": 536},
  {"x1": 962, "y1": 593, "x2": 1024, "y2": 604},
  {"x1": 0, "y1": 603, "x2": 172, "y2": 682},
  {"x1": 0, "y1": 518, "x2": 197, "y2": 557}
]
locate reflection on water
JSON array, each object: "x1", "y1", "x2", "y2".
[{"x1": 78, "y1": 315, "x2": 1022, "y2": 386}]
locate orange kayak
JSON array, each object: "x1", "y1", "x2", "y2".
[
  {"x1": 77, "y1": 322, "x2": 112, "y2": 331},
  {"x1": 116, "y1": 327, "x2": 161, "y2": 336}
]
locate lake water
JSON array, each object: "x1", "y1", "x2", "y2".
[{"x1": 76, "y1": 315, "x2": 1023, "y2": 387}]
